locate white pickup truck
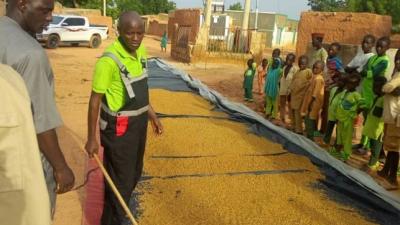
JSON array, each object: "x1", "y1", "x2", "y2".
[{"x1": 36, "y1": 15, "x2": 109, "y2": 49}]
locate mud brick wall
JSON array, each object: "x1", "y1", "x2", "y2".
[
  {"x1": 296, "y1": 12, "x2": 392, "y2": 57},
  {"x1": 168, "y1": 9, "x2": 201, "y2": 44},
  {"x1": 147, "y1": 20, "x2": 168, "y2": 37},
  {"x1": 87, "y1": 15, "x2": 113, "y2": 33},
  {"x1": 171, "y1": 45, "x2": 192, "y2": 63},
  {"x1": 391, "y1": 34, "x2": 400, "y2": 49},
  {"x1": 0, "y1": 0, "x2": 5, "y2": 16}
]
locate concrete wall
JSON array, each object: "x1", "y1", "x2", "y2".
[
  {"x1": 279, "y1": 30, "x2": 297, "y2": 49},
  {"x1": 225, "y1": 10, "x2": 298, "y2": 49},
  {"x1": 226, "y1": 10, "x2": 275, "y2": 31},
  {"x1": 296, "y1": 12, "x2": 392, "y2": 58},
  {"x1": 147, "y1": 20, "x2": 168, "y2": 37}
]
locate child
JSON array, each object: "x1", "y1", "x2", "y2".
[
  {"x1": 378, "y1": 49, "x2": 400, "y2": 189},
  {"x1": 326, "y1": 42, "x2": 345, "y2": 85},
  {"x1": 243, "y1": 58, "x2": 256, "y2": 101},
  {"x1": 160, "y1": 31, "x2": 168, "y2": 52},
  {"x1": 279, "y1": 53, "x2": 298, "y2": 124},
  {"x1": 323, "y1": 74, "x2": 346, "y2": 146},
  {"x1": 362, "y1": 76, "x2": 387, "y2": 171},
  {"x1": 321, "y1": 42, "x2": 344, "y2": 134},
  {"x1": 301, "y1": 61, "x2": 325, "y2": 140},
  {"x1": 265, "y1": 58, "x2": 282, "y2": 119},
  {"x1": 311, "y1": 33, "x2": 328, "y2": 67},
  {"x1": 361, "y1": 36, "x2": 390, "y2": 111},
  {"x1": 290, "y1": 55, "x2": 313, "y2": 134},
  {"x1": 346, "y1": 34, "x2": 376, "y2": 73},
  {"x1": 349, "y1": 35, "x2": 376, "y2": 153},
  {"x1": 257, "y1": 58, "x2": 268, "y2": 94},
  {"x1": 268, "y1": 48, "x2": 283, "y2": 72},
  {"x1": 335, "y1": 73, "x2": 365, "y2": 161},
  {"x1": 272, "y1": 48, "x2": 282, "y2": 66},
  {"x1": 359, "y1": 37, "x2": 390, "y2": 153}
]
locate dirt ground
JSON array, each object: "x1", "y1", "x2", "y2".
[{"x1": 48, "y1": 36, "x2": 397, "y2": 225}]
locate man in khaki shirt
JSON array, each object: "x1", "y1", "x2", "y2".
[{"x1": 0, "y1": 64, "x2": 51, "y2": 225}]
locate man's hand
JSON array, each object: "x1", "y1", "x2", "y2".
[
  {"x1": 85, "y1": 138, "x2": 100, "y2": 158},
  {"x1": 86, "y1": 91, "x2": 103, "y2": 157},
  {"x1": 54, "y1": 166, "x2": 75, "y2": 194},
  {"x1": 150, "y1": 117, "x2": 163, "y2": 135},
  {"x1": 148, "y1": 104, "x2": 163, "y2": 135},
  {"x1": 37, "y1": 129, "x2": 75, "y2": 194}
]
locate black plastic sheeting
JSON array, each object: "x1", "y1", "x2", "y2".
[{"x1": 146, "y1": 57, "x2": 400, "y2": 224}]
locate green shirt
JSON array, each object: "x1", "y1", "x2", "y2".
[
  {"x1": 336, "y1": 91, "x2": 365, "y2": 122},
  {"x1": 92, "y1": 39, "x2": 147, "y2": 112},
  {"x1": 328, "y1": 87, "x2": 345, "y2": 121},
  {"x1": 360, "y1": 54, "x2": 389, "y2": 109},
  {"x1": 362, "y1": 96, "x2": 384, "y2": 140},
  {"x1": 243, "y1": 68, "x2": 255, "y2": 89}
]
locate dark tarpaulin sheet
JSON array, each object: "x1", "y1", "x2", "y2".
[{"x1": 146, "y1": 57, "x2": 400, "y2": 223}]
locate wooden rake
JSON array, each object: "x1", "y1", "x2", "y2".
[{"x1": 68, "y1": 131, "x2": 139, "y2": 225}]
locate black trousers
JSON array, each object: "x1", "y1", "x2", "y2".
[{"x1": 100, "y1": 112, "x2": 148, "y2": 225}]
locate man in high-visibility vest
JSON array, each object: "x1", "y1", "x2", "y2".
[{"x1": 85, "y1": 11, "x2": 163, "y2": 225}]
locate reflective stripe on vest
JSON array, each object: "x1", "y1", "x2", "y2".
[
  {"x1": 102, "y1": 52, "x2": 148, "y2": 99},
  {"x1": 101, "y1": 102, "x2": 149, "y2": 117}
]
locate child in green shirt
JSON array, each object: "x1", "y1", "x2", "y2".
[
  {"x1": 335, "y1": 73, "x2": 366, "y2": 161},
  {"x1": 323, "y1": 74, "x2": 346, "y2": 146},
  {"x1": 243, "y1": 59, "x2": 256, "y2": 101},
  {"x1": 363, "y1": 76, "x2": 387, "y2": 170}
]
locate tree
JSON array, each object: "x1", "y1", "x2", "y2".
[
  {"x1": 308, "y1": 0, "x2": 400, "y2": 25},
  {"x1": 228, "y1": 2, "x2": 243, "y2": 11}
]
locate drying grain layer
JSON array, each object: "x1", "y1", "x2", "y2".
[{"x1": 137, "y1": 89, "x2": 377, "y2": 225}]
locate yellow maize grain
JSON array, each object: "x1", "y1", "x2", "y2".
[{"x1": 139, "y1": 89, "x2": 377, "y2": 225}]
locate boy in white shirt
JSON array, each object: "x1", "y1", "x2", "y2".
[{"x1": 345, "y1": 34, "x2": 376, "y2": 73}]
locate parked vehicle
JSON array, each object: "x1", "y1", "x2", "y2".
[{"x1": 36, "y1": 15, "x2": 109, "y2": 49}]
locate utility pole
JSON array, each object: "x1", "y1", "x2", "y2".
[
  {"x1": 103, "y1": 0, "x2": 106, "y2": 16},
  {"x1": 204, "y1": 0, "x2": 212, "y2": 28},
  {"x1": 241, "y1": 0, "x2": 251, "y2": 52},
  {"x1": 255, "y1": 0, "x2": 259, "y2": 31},
  {"x1": 242, "y1": 0, "x2": 251, "y2": 31}
]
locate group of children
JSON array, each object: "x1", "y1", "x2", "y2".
[{"x1": 243, "y1": 33, "x2": 400, "y2": 189}]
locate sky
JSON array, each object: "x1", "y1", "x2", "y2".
[{"x1": 173, "y1": 0, "x2": 311, "y2": 20}]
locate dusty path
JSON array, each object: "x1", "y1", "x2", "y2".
[{"x1": 47, "y1": 36, "x2": 392, "y2": 225}]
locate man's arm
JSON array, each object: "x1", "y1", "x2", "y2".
[
  {"x1": 37, "y1": 130, "x2": 75, "y2": 194},
  {"x1": 85, "y1": 91, "x2": 103, "y2": 157},
  {"x1": 16, "y1": 51, "x2": 75, "y2": 194},
  {"x1": 148, "y1": 104, "x2": 163, "y2": 135}
]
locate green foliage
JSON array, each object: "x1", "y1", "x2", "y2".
[
  {"x1": 58, "y1": 0, "x2": 176, "y2": 19},
  {"x1": 307, "y1": 0, "x2": 400, "y2": 25},
  {"x1": 228, "y1": 2, "x2": 243, "y2": 11}
]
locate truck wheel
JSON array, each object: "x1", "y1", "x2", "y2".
[
  {"x1": 46, "y1": 34, "x2": 59, "y2": 49},
  {"x1": 89, "y1": 35, "x2": 101, "y2": 48}
]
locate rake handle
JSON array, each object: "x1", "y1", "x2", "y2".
[{"x1": 93, "y1": 154, "x2": 139, "y2": 225}]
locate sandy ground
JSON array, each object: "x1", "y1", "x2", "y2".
[{"x1": 47, "y1": 36, "x2": 396, "y2": 225}]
